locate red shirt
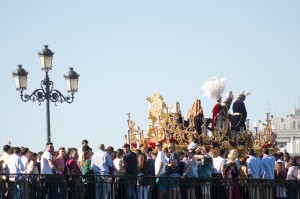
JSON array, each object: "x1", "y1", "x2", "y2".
[
  {"x1": 66, "y1": 158, "x2": 81, "y2": 175},
  {"x1": 54, "y1": 157, "x2": 65, "y2": 173}
]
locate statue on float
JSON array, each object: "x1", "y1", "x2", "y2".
[{"x1": 231, "y1": 92, "x2": 250, "y2": 132}]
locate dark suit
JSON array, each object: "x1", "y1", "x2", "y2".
[{"x1": 123, "y1": 150, "x2": 137, "y2": 198}]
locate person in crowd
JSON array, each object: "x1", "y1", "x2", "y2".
[
  {"x1": 166, "y1": 143, "x2": 181, "y2": 199},
  {"x1": 54, "y1": 147, "x2": 67, "y2": 175},
  {"x1": 197, "y1": 146, "x2": 212, "y2": 199},
  {"x1": 135, "y1": 149, "x2": 142, "y2": 157},
  {"x1": 213, "y1": 149, "x2": 226, "y2": 177},
  {"x1": 27, "y1": 152, "x2": 39, "y2": 199},
  {"x1": 261, "y1": 148, "x2": 275, "y2": 179},
  {"x1": 163, "y1": 148, "x2": 170, "y2": 163},
  {"x1": 27, "y1": 152, "x2": 38, "y2": 173},
  {"x1": 20, "y1": 147, "x2": 29, "y2": 171},
  {"x1": 276, "y1": 151, "x2": 284, "y2": 162},
  {"x1": 79, "y1": 145, "x2": 91, "y2": 166},
  {"x1": 181, "y1": 148, "x2": 189, "y2": 163},
  {"x1": 227, "y1": 149, "x2": 240, "y2": 170},
  {"x1": 106, "y1": 145, "x2": 116, "y2": 197},
  {"x1": 54, "y1": 147, "x2": 67, "y2": 199},
  {"x1": 35, "y1": 151, "x2": 43, "y2": 174},
  {"x1": 238, "y1": 156, "x2": 248, "y2": 199},
  {"x1": 261, "y1": 148, "x2": 275, "y2": 198},
  {"x1": 137, "y1": 153, "x2": 149, "y2": 199},
  {"x1": 144, "y1": 147, "x2": 155, "y2": 198},
  {"x1": 246, "y1": 149, "x2": 263, "y2": 199},
  {"x1": 122, "y1": 143, "x2": 138, "y2": 199},
  {"x1": 151, "y1": 151, "x2": 157, "y2": 161},
  {"x1": 212, "y1": 149, "x2": 226, "y2": 199},
  {"x1": 67, "y1": 148, "x2": 83, "y2": 199},
  {"x1": 187, "y1": 136, "x2": 198, "y2": 151},
  {"x1": 113, "y1": 149, "x2": 126, "y2": 198},
  {"x1": 181, "y1": 148, "x2": 197, "y2": 199},
  {"x1": 91, "y1": 144, "x2": 113, "y2": 199},
  {"x1": 0, "y1": 145, "x2": 12, "y2": 198},
  {"x1": 78, "y1": 139, "x2": 89, "y2": 163},
  {"x1": 283, "y1": 152, "x2": 290, "y2": 172},
  {"x1": 178, "y1": 151, "x2": 186, "y2": 175},
  {"x1": 41, "y1": 142, "x2": 62, "y2": 199},
  {"x1": 286, "y1": 156, "x2": 299, "y2": 199},
  {"x1": 155, "y1": 141, "x2": 167, "y2": 199},
  {"x1": 41, "y1": 143, "x2": 61, "y2": 175},
  {"x1": 224, "y1": 161, "x2": 234, "y2": 199},
  {"x1": 20, "y1": 147, "x2": 30, "y2": 199},
  {"x1": 224, "y1": 151, "x2": 240, "y2": 199},
  {"x1": 80, "y1": 145, "x2": 94, "y2": 199},
  {"x1": 113, "y1": 149, "x2": 126, "y2": 176},
  {"x1": 5, "y1": 147, "x2": 26, "y2": 199},
  {"x1": 274, "y1": 160, "x2": 287, "y2": 199}
]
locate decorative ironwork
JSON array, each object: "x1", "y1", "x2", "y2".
[{"x1": 20, "y1": 77, "x2": 74, "y2": 106}]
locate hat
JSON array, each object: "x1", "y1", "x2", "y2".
[
  {"x1": 226, "y1": 91, "x2": 234, "y2": 100},
  {"x1": 122, "y1": 143, "x2": 130, "y2": 148}
]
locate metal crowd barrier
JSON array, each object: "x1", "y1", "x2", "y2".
[{"x1": 0, "y1": 174, "x2": 299, "y2": 199}]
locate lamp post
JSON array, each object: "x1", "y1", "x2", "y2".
[{"x1": 12, "y1": 45, "x2": 80, "y2": 143}]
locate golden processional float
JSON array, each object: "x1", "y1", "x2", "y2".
[
  {"x1": 124, "y1": 90, "x2": 278, "y2": 156},
  {"x1": 124, "y1": 77, "x2": 279, "y2": 155}
]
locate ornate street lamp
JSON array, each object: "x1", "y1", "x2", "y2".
[
  {"x1": 12, "y1": 65, "x2": 28, "y2": 91},
  {"x1": 12, "y1": 45, "x2": 80, "y2": 143}
]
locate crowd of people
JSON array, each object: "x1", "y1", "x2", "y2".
[{"x1": 0, "y1": 138, "x2": 300, "y2": 199}]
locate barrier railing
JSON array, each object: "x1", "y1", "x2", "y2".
[{"x1": 0, "y1": 174, "x2": 299, "y2": 199}]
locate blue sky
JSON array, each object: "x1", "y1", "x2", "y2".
[{"x1": 0, "y1": 1, "x2": 300, "y2": 152}]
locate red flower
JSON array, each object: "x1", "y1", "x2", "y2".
[
  {"x1": 131, "y1": 142, "x2": 137, "y2": 148},
  {"x1": 149, "y1": 142, "x2": 156, "y2": 149},
  {"x1": 261, "y1": 143, "x2": 270, "y2": 149},
  {"x1": 170, "y1": 137, "x2": 179, "y2": 145}
]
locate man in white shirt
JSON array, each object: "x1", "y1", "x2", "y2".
[
  {"x1": 213, "y1": 149, "x2": 226, "y2": 177},
  {"x1": 20, "y1": 147, "x2": 29, "y2": 171},
  {"x1": 20, "y1": 147, "x2": 29, "y2": 199},
  {"x1": 0, "y1": 145, "x2": 11, "y2": 198},
  {"x1": 5, "y1": 147, "x2": 25, "y2": 199},
  {"x1": 212, "y1": 149, "x2": 226, "y2": 199},
  {"x1": 155, "y1": 141, "x2": 167, "y2": 198},
  {"x1": 41, "y1": 142, "x2": 61, "y2": 175},
  {"x1": 40, "y1": 142, "x2": 61, "y2": 199}
]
